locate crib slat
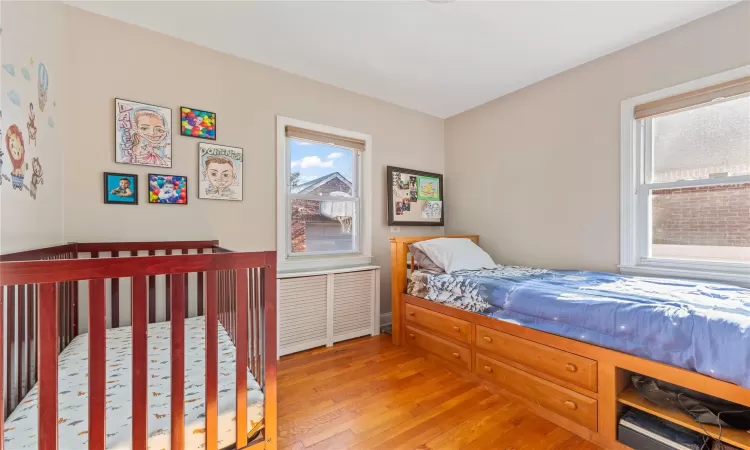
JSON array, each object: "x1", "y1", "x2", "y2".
[
  {"x1": 184, "y1": 266, "x2": 189, "y2": 319},
  {"x1": 72, "y1": 279, "x2": 79, "y2": 337},
  {"x1": 88, "y1": 279, "x2": 106, "y2": 450},
  {"x1": 166, "y1": 250, "x2": 172, "y2": 321},
  {"x1": 205, "y1": 271, "x2": 218, "y2": 450},
  {"x1": 170, "y1": 273, "x2": 185, "y2": 449},
  {"x1": 263, "y1": 261, "x2": 278, "y2": 443},
  {"x1": 249, "y1": 270, "x2": 256, "y2": 378},
  {"x1": 1, "y1": 287, "x2": 5, "y2": 447},
  {"x1": 236, "y1": 269, "x2": 249, "y2": 447},
  {"x1": 253, "y1": 268, "x2": 260, "y2": 383},
  {"x1": 69, "y1": 281, "x2": 75, "y2": 345},
  {"x1": 111, "y1": 251, "x2": 120, "y2": 328},
  {"x1": 6, "y1": 286, "x2": 14, "y2": 414},
  {"x1": 131, "y1": 276, "x2": 148, "y2": 449},
  {"x1": 59, "y1": 281, "x2": 65, "y2": 353},
  {"x1": 17, "y1": 286, "x2": 25, "y2": 405},
  {"x1": 198, "y1": 249, "x2": 205, "y2": 316},
  {"x1": 39, "y1": 283, "x2": 58, "y2": 450},
  {"x1": 219, "y1": 271, "x2": 224, "y2": 331},
  {"x1": 31, "y1": 286, "x2": 37, "y2": 385},
  {"x1": 148, "y1": 250, "x2": 156, "y2": 323}
]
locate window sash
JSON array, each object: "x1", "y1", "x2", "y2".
[
  {"x1": 289, "y1": 193, "x2": 360, "y2": 202},
  {"x1": 635, "y1": 116, "x2": 750, "y2": 264},
  {"x1": 287, "y1": 198, "x2": 361, "y2": 257},
  {"x1": 285, "y1": 135, "x2": 362, "y2": 259}
]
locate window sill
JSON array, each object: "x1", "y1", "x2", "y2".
[
  {"x1": 278, "y1": 254, "x2": 372, "y2": 273},
  {"x1": 619, "y1": 263, "x2": 750, "y2": 288}
]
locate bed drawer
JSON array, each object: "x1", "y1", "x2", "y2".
[
  {"x1": 476, "y1": 353, "x2": 597, "y2": 431},
  {"x1": 405, "y1": 326, "x2": 471, "y2": 371},
  {"x1": 476, "y1": 325, "x2": 597, "y2": 392},
  {"x1": 405, "y1": 304, "x2": 471, "y2": 344}
]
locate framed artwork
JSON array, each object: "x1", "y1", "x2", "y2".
[
  {"x1": 198, "y1": 143, "x2": 243, "y2": 201},
  {"x1": 104, "y1": 172, "x2": 138, "y2": 205},
  {"x1": 417, "y1": 176, "x2": 440, "y2": 200},
  {"x1": 115, "y1": 98, "x2": 172, "y2": 168},
  {"x1": 387, "y1": 166, "x2": 444, "y2": 226},
  {"x1": 148, "y1": 174, "x2": 187, "y2": 204},
  {"x1": 181, "y1": 107, "x2": 216, "y2": 140}
]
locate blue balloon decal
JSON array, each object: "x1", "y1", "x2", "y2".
[
  {"x1": 2, "y1": 64, "x2": 15, "y2": 76},
  {"x1": 7, "y1": 90, "x2": 20, "y2": 106},
  {"x1": 21, "y1": 67, "x2": 30, "y2": 81}
]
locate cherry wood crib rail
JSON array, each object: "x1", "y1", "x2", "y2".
[
  {"x1": 0, "y1": 245, "x2": 277, "y2": 450},
  {"x1": 0, "y1": 240, "x2": 223, "y2": 417}
]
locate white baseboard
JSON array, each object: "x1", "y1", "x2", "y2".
[{"x1": 380, "y1": 312, "x2": 392, "y2": 326}]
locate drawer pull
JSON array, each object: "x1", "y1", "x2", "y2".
[
  {"x1": 452, "y1": 352, "x2": 461, "y2": 359},
  {"x1": 483, "y1": 336, "x2": 492, "y2": 343},
  {"x1": 483, "y1": 365, "x2": 493, "y2": 373},
  {"x1": 408, "y1": 333, "x2": 416, "y2": 339},
  {"x1": 564, "y1": 401, "x2": 577, "y2": 410},
  {"x1": 408, "y1": 312, "x2": 416, "y2": 317},
  {"x1": 565, "y1": 363, "x2": 578, "y2": 373},
  {"x1": 452, "y1": 326, "x2": 461, "y2": 332}
]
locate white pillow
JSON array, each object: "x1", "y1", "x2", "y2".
[{"x1": 412, "y1": 238, "x2": 495, "y2": 274}]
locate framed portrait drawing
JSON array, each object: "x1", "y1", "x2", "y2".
[
  {"x1": 148, "y1": 174, "x2": 187, "y2": 204},
  {"x1": 387, "y1": 166, "x2": 443, "y2": 226},
  {"x1": 181, "y1": 107, "x2": 217, "y2": 140},
  {"x1": 104, "y1": 172, "x2": 138, "y2": 205},
  {"x1": 115, "y1": 98, "x2": 172, "y2": 168},
  {"x1": 198, "y1": 143, "x2": 243, "y2": 201}
]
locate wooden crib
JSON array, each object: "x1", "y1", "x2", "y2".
[{"x1": 0, "y1": 240, "x2": 277, "y2": 450}]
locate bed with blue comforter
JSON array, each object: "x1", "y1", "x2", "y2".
[{"x1": 407, "y1": 266, "x2": 750, "y2": 388}]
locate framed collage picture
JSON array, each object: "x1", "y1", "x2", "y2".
[{"x1": 387, "y1": 166, "x2": 444, "y2": 226}]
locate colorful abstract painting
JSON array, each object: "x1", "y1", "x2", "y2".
[
  {"x1": 148, "y1": 174, "x2": 187, "y2": 204},
  {"x1": 180, "y1": 107, "x2": 216, "y2": 140}
]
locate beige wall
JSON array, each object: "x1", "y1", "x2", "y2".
[
  {"x1": 61, "y1": 6, "x2": 444, "y2": 314},
  {"x1": 0, "y1": 1, "x2": 66, "y2": 253},
  {"x1": 444, "y1": 2, "x2": 750, "y2": 272}
]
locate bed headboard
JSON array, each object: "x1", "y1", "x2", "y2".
[{"x1": 389, "y1": 235, "x2": 479, "y2": 345}]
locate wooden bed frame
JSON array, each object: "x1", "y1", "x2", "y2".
[
  {"x1": 390, "y1": 236, "x2": 750, "y2": 450},
  {"x1": 0, "y1": 240, "x2": 277, "y2": 450}
]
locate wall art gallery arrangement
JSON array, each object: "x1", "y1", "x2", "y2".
[{"x1": 106, "y1": 99, "x2": 243, "y2": 205}]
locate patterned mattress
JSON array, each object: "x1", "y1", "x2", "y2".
[{"x1": 4, "y1": 316, "x2": 264, "y2": 449}]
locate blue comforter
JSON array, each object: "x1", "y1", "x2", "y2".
[{"x1": 407, "y1": 267, "x2": 750, "y2": 388}]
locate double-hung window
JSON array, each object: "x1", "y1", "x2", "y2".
[
  {"x1": 276, "y1": 117, "x2": 372, "y2": 271},
  {"x1": 621, "y1": 70, "x2": 750, "y2": 284}
]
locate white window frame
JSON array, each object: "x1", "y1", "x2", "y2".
[
  {"x1": 619, "y1": 65, "x2": 750, "y2": 287},
  {"x1": 276, "y1": 116, "x2": 372, "y2": 272}
]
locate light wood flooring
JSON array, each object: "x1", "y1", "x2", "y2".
[{"x1": 277, "y1": 334, "x2": 601, "y2": 450}]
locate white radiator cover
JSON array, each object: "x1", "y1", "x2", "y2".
[{"x1": 277, "y1": 266, "x2": 380, "y2": 357}]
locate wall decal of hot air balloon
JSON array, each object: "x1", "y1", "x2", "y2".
[{"x1": 37, "y1": 63, "x2": 49, "y2": 112}]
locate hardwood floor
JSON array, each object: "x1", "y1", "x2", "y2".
[{"x1": 277, "y1": 335, "x2": 601, "y2": 450}]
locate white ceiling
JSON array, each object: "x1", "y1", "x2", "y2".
[{"x1": 67, "y1": 1, "x2": 738, "y2": 118}]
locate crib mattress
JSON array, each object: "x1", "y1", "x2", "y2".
[{"x1": 4, "y1": 316, "x2": 264, "y2": 449}]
